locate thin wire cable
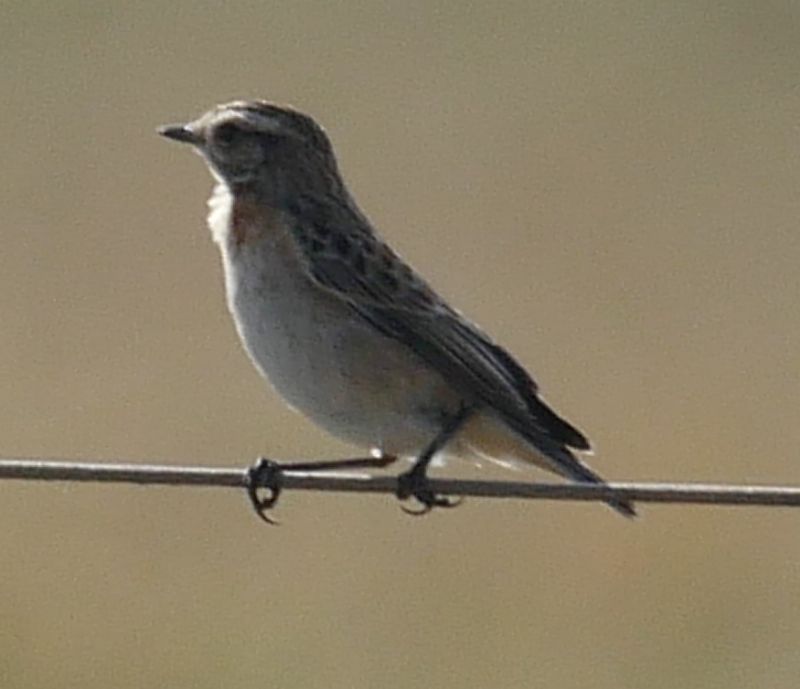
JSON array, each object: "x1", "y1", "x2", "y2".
[{"x1": 1, "y1": 457, "x2": 800, "y2": 507}]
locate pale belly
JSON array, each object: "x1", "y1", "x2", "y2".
[{"x1": 218, "y1": 231, "x2": 460, "y2": 455}]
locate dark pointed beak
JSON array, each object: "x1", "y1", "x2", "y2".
[{"x1": 158, "y1": 123, "x2": 203, "y2": 145}]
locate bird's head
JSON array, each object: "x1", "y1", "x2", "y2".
[{"x1": 159, "y1": 100, "x2": 340, "y2": 201}]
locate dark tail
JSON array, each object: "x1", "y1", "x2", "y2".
[
  {"x1": 562, "y1": 450, "x2": 636, "y2": 518},
  {"x1": 528, "y1": 436, "x2": 637, "y2": 518}
]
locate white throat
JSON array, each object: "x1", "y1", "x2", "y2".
[{"x1": 206, "y1": 181, "x2": 234, "y2": 246}]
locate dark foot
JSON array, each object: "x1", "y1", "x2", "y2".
[
  {"x1": 396, "y1": 468, "x2": 463, "y2": 516},
  {"x1": 246, "y1": 454, "x2": 399, "y2": 525},
  {"x1": 246, "y1": 457, "x2": 283, "y2": 525}
]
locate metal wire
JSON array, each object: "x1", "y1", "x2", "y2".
[{"x1": 1, "y1": 457, "x2": 799, "y2": 508}]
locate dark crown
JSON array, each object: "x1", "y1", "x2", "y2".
[{"x1": 224, "y1": 100, "x2": 332, "y2": 153}]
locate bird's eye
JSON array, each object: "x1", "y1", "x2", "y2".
[{"x1": 214, "y1": 122, "x2": 240, "y2": 146}]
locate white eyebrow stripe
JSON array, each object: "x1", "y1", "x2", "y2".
[
  {"x1": 234, "y1": 108, "x2": 284, "y2": 133},
  {"x1": 208, "y1": 108, "x2": 282, "y2": 135},
  {"x1": 243, "y1": 112, "x2": 282, "y2": 131}
]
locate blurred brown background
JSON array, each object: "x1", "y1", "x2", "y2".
[{"x1": 1, "y1": 2, "x2": 799, "y2": 688}]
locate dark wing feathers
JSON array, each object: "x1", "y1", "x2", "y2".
[{"x1": 304, "y1": 243, "x2": 590, "y2": 452}]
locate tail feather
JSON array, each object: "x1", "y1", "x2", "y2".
[
  {"x1": 531, "y1": 441, "x2": 637, "y2": 518},
  {"x1": 458, "y1": 412, "x2": 636, "y2": 518}
]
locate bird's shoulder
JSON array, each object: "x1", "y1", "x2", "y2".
[{"x1": 285, "y1": 194, "x2": 444, "y2": 314}]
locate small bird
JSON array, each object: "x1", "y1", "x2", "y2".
[{"x1": 159, "y1": 100, "x2": 634, "y2": 518}]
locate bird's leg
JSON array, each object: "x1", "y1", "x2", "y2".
[
  {"x1": 397, "y1": 403, "x2": 475, "y2": 515},
  {"x1": 247, "y1": 453, "x2": 398, "y2": 524}
]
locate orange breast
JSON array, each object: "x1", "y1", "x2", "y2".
[{"x1": 230, "y1": 195, "x2": 281, "y2": 248}]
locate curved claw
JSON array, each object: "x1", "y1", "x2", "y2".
[
  {"x1": 246, "y1": 458, "x2": 283, "y2": 526},
  {"x1": 396, "y1": 470, "x2": 464, "y2": 516},
  {"x1": 254, "y1": 506, "x2": 281, "y2": 526}
]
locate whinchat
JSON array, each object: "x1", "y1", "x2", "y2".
[{"x1": 159, "y1": 100, "x2": 634, "y2": 518}]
